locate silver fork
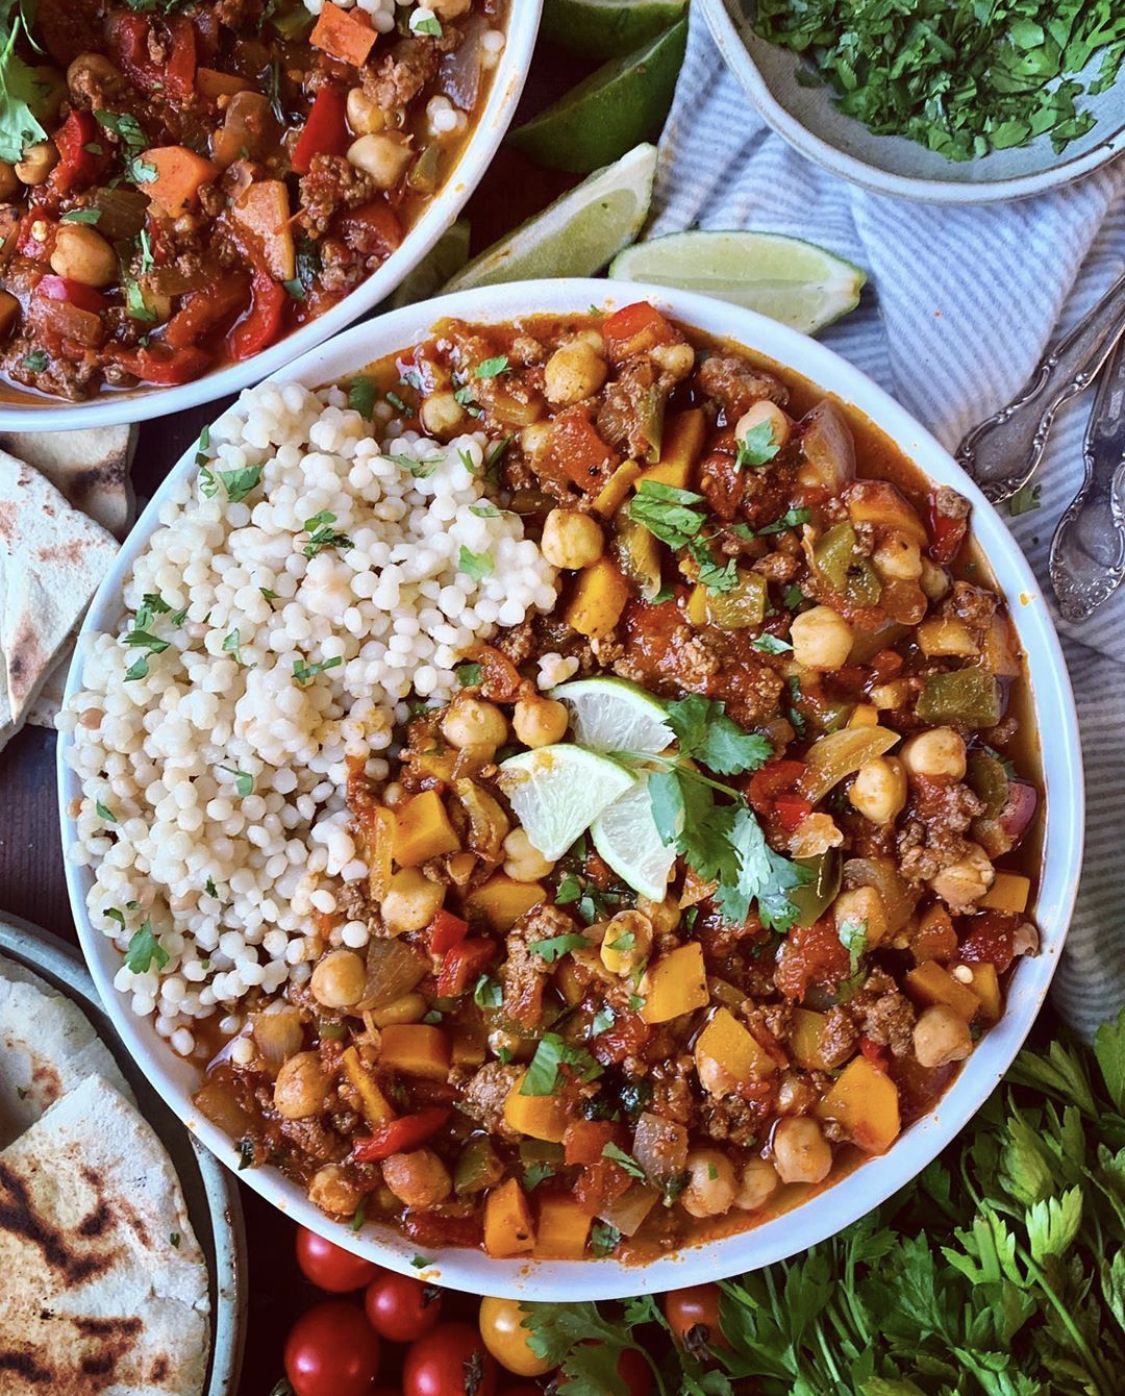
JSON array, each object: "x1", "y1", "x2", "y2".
[
  {"x1": 1049, "y1": 333, "x2": 1125, "y2": 623},
  {"x1": 956, "y1": 269, "x2": 1125, "y2": 504}
]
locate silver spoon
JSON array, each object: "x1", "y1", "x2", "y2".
[
  {"x1": 956, "y1": 269, "x2": 1125, "y2": 503},
  {"x1": 1049, "y1": 333, "x2": 1125, "y2": 623}
]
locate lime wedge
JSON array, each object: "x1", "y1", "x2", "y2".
[
  {"x1": 591, "y1": 776, "x2": 676, "y2": 901},
  {"x1": 550, "y1": 676, "x2": 672, "y2": 755},
  {"x1": 443, "y1": 144, "x2": 657, "y2": 291},
  {"x1": 542, "y1": 0, "x2": 688, "y2": 58},
  {"x1": 498, "y1": 746, "x2": 635, "y2": 860},
  {"x1": 389, "y1": 219, "x2": 470, "y2": 308},
  {"x1": 506, "y1": 19, "x2": 687, "y2": 174},
  {"x1": 608, "y1": 231, "x2": 868, "y2": 336}
]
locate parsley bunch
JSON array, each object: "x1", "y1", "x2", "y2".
[
  {"x1": 0, "y1": 0, "x2": 46, "y2": 164},
  {"x1": 523, "y1": 1009, "x2": 1125, "y2": 1395}
]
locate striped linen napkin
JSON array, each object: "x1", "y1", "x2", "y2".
[{"x1": 652, "y1": 7, "x2": 1125, "y2": 1038}]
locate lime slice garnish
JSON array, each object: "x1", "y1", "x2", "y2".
[
  {"x1": 542, "y1": 0, "x2": 688, "y2": 58},
  {"x1": 498, "y1": 745, "x2": 635, "y2": 860},
  {"x1": 444, "y1": 144, "x2": 657, "y2": 291},
  {"x1": 389, "y1": 219, "x2": 471, "y2": 308},
  {"x1": 608, "y1": 231, "x2": 868, "y2": 336},
  {"x1": 591, "y1": 776, "x2": 676, "y2": 901},
  {"x1": 506, "y1": 19, "x2": 687, "y2": 174},
  {"x1": 550, "y1": 676, "x2": 672, "y2": 756}
]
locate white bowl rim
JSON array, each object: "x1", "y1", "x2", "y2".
[
  {"x1": 59, "y1": 276, "x2": 1084, "y2": 1301},
  {"x1": 0, "y1": 2, "x2": 542, "y2": 432},
  {"x1": 699, "y1": 0, "x2": 1125, "y2": 205}
]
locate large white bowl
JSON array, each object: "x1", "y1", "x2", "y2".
[
  {"x1": 59, "y1": 278, "x2": 1083, "y2": 1300},
  {"x1": 0, "y1": 3, "x2": 541, "y2": 432}
]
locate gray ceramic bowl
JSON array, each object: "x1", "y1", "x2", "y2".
[{"x1": 701, "y1": 0, "x2": 1125, "y2": 203}]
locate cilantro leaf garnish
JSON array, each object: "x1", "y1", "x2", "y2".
[
  {"x1": 626, "y1": 480, "x2": 707, "y2": 549},
  {"x1": 756, "y1": 507, "x2": 812, "y2": 536},
  {"x1": 688, "y1": 538, "x2": 739, "y2": 593},
  {"x1": 303, "y1": 512, "x2": 353, "y2": 558},
  {"x1": 347, "y1": 377, "x2": 376, "y2": 418},
  {"x1": 837, "y1": 917, "x2": 868, "y2": 975},
  {"x1": 529, "y1": 932, "x2": 589, "y2": 964},
  {"x1": 664, "y1": 695, "x2": 773, "y2": 776},
  {"x1": 0, "y1": 4, "x2": 46, "y2": 163},
  {"x1": 215, "y1": 464, "x2": 264, "y2": 503},
  {"x1": 752, "y1": 632, "x2": 793, "y2": 655},
  {"x1": 458, "y1": 546, "x2": 493, "y2": 581},
  {"x1": 475, "y1": 355, "x2": 509, "y2": 379},
  {"x1": 520, "y1": 1033, "x2": 603, "y2": 1096},
  {"x1": 221, "y1": 765, "x2": 254, "y2": 798},
  {"x1": 455, "y1": 661, "x2": 482, "y2": 688},
  {"x1": 473, "y1": 974, "x2": 503, "y2": 1010},
  {"x1": 124, "y1": 921, "x2": 169, "y2": 973},
  {"x1": 602, "y1": 1142, "x2": 647, "y2": 1180},
  {"x1": 735, "y1": 418, "x2": 781, "y2": 470},
  {"x1": 293, "y1": 655, "x2": 343, "y2": 684}
]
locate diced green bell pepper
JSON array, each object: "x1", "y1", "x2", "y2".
[
  {"x1": 916, "y1": 669, "x2": 1001, "y2": 728},
  {"x1": 686, "y1": 570, "x2": 767, "y2": 628},
  {"x1": 790, "y1": 850, "x2": 843, "y2": 927},
  {"x1": 813, "y1": 522, "x2": 855, "y2": 593},
  {"x1": 454, "y1": 1135, "x2": 506, "y2": 1195},
  {"x1": 967, "y1": 750, "x2": 1009, "y2": 816}
]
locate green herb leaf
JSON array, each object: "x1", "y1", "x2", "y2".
[
  {"x1": 95, "y1": 800, "x2": 117, "y2": 822},
  {"x1": 124, "y1": 922, "x2": 169, "y2": 973},
  {"x1": 689, "y1": 538, "x2": 739, "y2": 593},
  {"x1": 602, "y1": 1142, "x2": 647, "y2": 1180},
  {"x1": 529, "y1": 932, "x2": 590, "y2": 964},
  {"x1": 756, "y1": 507, "x2": 812, "y2": 536},
  {"x1": 221, "y1": 765, "x2": 254, "y2": 799},
  {"x1": 475, "y1": 355, "x2": 509, "y2": 379},
  {"x1": 664, "y1": 695, "x2": 773, "y2": 775},
  {"x1": 520, "y1": 1033, "x2": 603, "y2": 1096},
  {"x1": 293, "y1": 655, "x2": 343, "y2": 685},
  {"x1": 523, "y1": 1160, "x2": 555, "y2": 1190},
  {"x1": 751, "y1": 632, "x2": 793, "y2": 655},
  {"x1": 837, "y1": 917, "x2": 867, "y2": 975},
  {"x1": 347, "y1": 377, "x2": 377, "y2": 418},
  {"x1": 735, "y1": 419, "x2": 781, "y2": 470},
  {"x1": 0, "y1": 5, "x2": 47, "y2": 164},
  {"x1": 303, "y1": 512, "x2": 354, "y2": 558},
  {"x1": 591, "y1": 1004, "x2": 616, "y2": 1035},
  {"x1": 455, "y1": 661, "x2": 482, "y2": 688},
  {"x1": 473, "y1": 974, "x2": 503, "y2": 1010},
  {"x1": 216, "y1": 464, "x2": 264, "y2": 503},
  {"x1": 61, "y1": 206, "x2": 102, "y2": 224},
  {"x1": 627, "y1": 480, "x2": 707, "y2": 549},
  {"x1": 555, "y1": 872, "x2": 582, "y2": 904},
  {"x1": 458, "y1": 545, "x2": 493, "y2": 580}
]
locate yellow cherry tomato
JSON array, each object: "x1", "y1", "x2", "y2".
[{"x1": 478, "y1": 1296, "x2": 554, "y2": 1378}]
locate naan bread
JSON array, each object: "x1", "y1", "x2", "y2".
[
  {"x1": 0, "y1": 1074, "x2": 210, "y2": 1396},
  {"x1": 0, "y1": 951, "x2": 133, "y2": 1149},
  {"x1": 0, "y1": 426, "x2": 136, "y2": 540}
]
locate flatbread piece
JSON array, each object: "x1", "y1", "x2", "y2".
[{"x1": 0, "y1": 426, "x2": 136, "y2": 540}]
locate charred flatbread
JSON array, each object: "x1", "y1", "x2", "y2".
[
  {"x1": 0, "y1": 1074, "x2": 210, "y2": 1396},
  {"x1": 0, "y1": 426, "x2": 136, "y2": 540}
]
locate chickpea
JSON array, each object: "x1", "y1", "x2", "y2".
[
  {"x1": 772, "y1": 1116, "x2": 832, "y2": 1185},
  {"x1": 735, "y1": 1157, "x2": 780, "y2": 1212},
  {"x1": 543, "y1": 339, "x2": 608, "y2": 405},
  {"x1": 346, "y1": 133, "x2": 412, "y2": 188},
  {"x1": 520, "y1": 421, "x2": 551, "y2": 459},
  {"x1": 901, "y1": 727, "x2": 967, "y2": 780},
  {"x1": 650, "y1": 340, "x2": 695, "y2": 378},
  {"x1": 790, "y1": 604, "x2": 853, "y2": 670},
  {"x1": 67, "y1": 52, "x2": 123, "y2": 100},
  {"x1": 15, "y1": 141, "x2": 58, "y2": 186},
  {"x1": 920, "y1": 558, "x2": 950, "y2": 601},
  {"x1": 420, "y1": 390, "x2": 466, "y2": 437},
  {"x1": 381, "y1": 867, "x2": 445, "y2": 935},
  {"x1": 441, "y1": 695, "x2": 508, "y2": 753},
  {"x1": 600, "y1": 910, "x2": 653, "y2": 976},
  {"x1": 273, "y1": 1051, "x2": 328, "y2": 1120},
  {"x1": 636, "y1": 893, "x2": 680, "y2": 935},
  {"x1": 503, "y1": 827, "x2": 554, "y2": 882},
  {"x1": 873, "y1": 533, "x2": 923, "y2": 580},
  {"x1": 0, "y1": 162, "x2": 17, "y2": 200},
  {"x1": 431, "y1": 0, "x2": 472, "y2": 17},
  {"x1": 308, "y1": 1163, "x2": 365, "y2": 1217},
  {"x1": 50, "y1": 223, "x2": 118, "y2": 288},
  {"x1": 776, "y1": 1070, "x2": 818, "y2": 1115},
  {"x1": 346, "y1": 86, "x2": 384, "y2": 135},
  {"x1": 372, "y1": 992, "x2": 427, "y2": 1027},
  {"x1": 381, "y1": 1148, "x2": 452, "y2": 1209},
  {"x1": 913, "y1": 1004, "x2": 973, "y2": 1069},
  {"x1": 930, "y1": 842, "x2": 994, "y2": 910},
  {"x1": 833, "y1": 884, "x2": 888, "y2": 948},
  {"x1": 735, "y1": 399, "x2": 791, "y2": 452},
  {"x1": 540, "y1": 507, "x2": 604, "y2": 569},
  {"x1": 513, "y1": 694, "x2": 569, "y2": 748},
  {"x1": 681, "y1": 1149, "x2": 738, "y2": 1218},
  {"x1": 849, "y1": 754, "x2": 908, "y2": 825},
  {"x1": 310, "y1": 948, "x2": 366, "y2": 1009}
]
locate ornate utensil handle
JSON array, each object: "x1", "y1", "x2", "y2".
[
  {"x1": 1049, "y1": 333, "x2": 1125, "y2": 623},
  {"x1": 956, "y1": 269, "x2": 1125, "y2": 504}
]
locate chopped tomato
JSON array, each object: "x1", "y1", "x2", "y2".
[
  {"x1": 16, "y1": 212, "x2": 53, "y2": 261},
  {"x1": 959, "y1": 910, "x2": 1019, "y2": 974},
  {"x1": 544, "y1": 407, "x2": 621, "y2": 493},
  {"x1": 292, "y1": 86, "x2": 352, "y2": 175},
  {"x1": 775, "y1": 917, "x2": 851, "y2": 1001},
  {"x1": 774, "y1": 793, "x2": 812, "y2": 833},
  {"x1": 748, "y1": 759, "x2": 806, "y2": 815},
  {"x1": 428, "y1": 909, "x2": 469, "y2": 956},
  {"x1": 574, "y1": 1157, "x2": 632, "y2": 1216},
  {"x1": 227, "y1": 268, "x2": 287, "y2": 361},
  {"x1": 36, "y1": 274, "x2": 108, "y2": 313},
  {"x1": 337, "y1": 200, "x2": 404, "y2": 260},
  {"x1": 436, "y1": 938, "x2": 497, "y2": 997},
  {"x1": 859, "y1": 1037, "x2": 888, "y2": 1067},
  {"x1": 590, "y1": 1011, "x2": 651, "y2": 1067},
  {"x1": 928, "y1": 493, "x2": 969, "y2": 565},
  {"x1": 48, "y1": 110, "x2": 105, "y2": 195},
  {"x1": 108, "y1": 342, "x2": 213, "y2": 385},
  {"x1": 562, "y1": 1119, "x2": 617, "y2": 1166},
  {"x1": 602, "y1": 301, "x2": 677, "y2": 363},
  {"x1": 352, "y1": 1107, "x2": 451, "y2": 1163},
  {"x1": 166, "y1": 15, "x2": 197, "y2": 101},
  {"x1": 163, "y1": 273, "x2": 251, "y2": 349},
  {"x1": 402, "y1": 1209, "x2": 482, "y2": 1250},
  {"x1": 471, "y1": 643, "x2": 522, "y2": 703}
]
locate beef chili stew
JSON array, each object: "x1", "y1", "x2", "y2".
[
  {"x1": 194, "y1": 303, "x2": 1044, "y2": 1264},
  {"x1": 0, "y1": 0, "x2": 507, "y2": 401}
]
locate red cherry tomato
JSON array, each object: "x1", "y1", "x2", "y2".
[
  {"x1": 284, "y1": 1301, "x2": 380, "y2": 1396},
  {"x1": 404, "y1": 1322, "x2": 499, "y2": 1396},
  {"x1": 295, "y1": 1227, "x2": 380, "y2": 1293},
  {"x1": 617, "y1": 1349, "x2": 655, "y2": 1396},
  {"x1": 364, "y1": 1270, "x2": 442, "y2": 1343},
  {"x1": 662, "y1": 1284, "x2": 726, "y2": 1349}
]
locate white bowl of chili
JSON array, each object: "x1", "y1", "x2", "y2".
[
  {"x1": 0, "y1": 0, "x2": 541, "y2": 428},
  {"x1": 60, "y1": 278, "x2": 1082, "y2": 1300}
]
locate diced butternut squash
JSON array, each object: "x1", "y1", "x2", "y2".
[
  {"x1": 846, "y1": 480, "x2": 927, "y2": 544},
  {"x1": 484, "y1": 1178, "x2": 536, "y2": 1258},
  {"x1": 467, "y1": 875, "x2": 545, "y2": 932},
  {"x1": 956, "y1": 961, "x2": 1002, "y2": 1023},
  {"x1": 141, "y1": 146, "x2": 218, "y2": 217},
  {"x1": 342, "y1": 1046, "x2": 395, "y2": 1124},
  {"x1": 394, "y1": 790, "x2": 460, "y2": 868},
  {"x1": 904, "y1": 960, "x2": 980, "y2": 1022},
  {"x1": 848, "y1": 703, "x2": 879, "y2": 728},
  {"x1": 378, "y1": 1025, "x2": 451, "y2": 1081},
  {"x1": 447, "y1": 851, "x2": 477, "y2": 887},
  {"x1": 916, "y1": 615, "x2": 979, "y2": 658},
  {"x1": 790, "y1": 1008, "x2": 832, "y2": 1071},
  {"x1": 310, "y1": 2, "x2": 377, "y2": 66},
  {"x1": 695, "y1": 1007, "x2": 776, "y2": 1082},
  {"x1": 534, "y1": 1196, "x2": 592, "y2": 1260},
  {"x1": 593, "y1": 459, "x2": 642, "y2": 517},
  {"x1": 231, "y1": 179, "x2": 296, "y2": 282},
  {"x1": 641, "y1": 944, "x2": 709, "y2": 1024},
  {"x1": 564, "y1": 557, "x2": 630, "y2": 639},
  {"x1": 979, "y1": 871, "x2": 1030, "y2": 915},
  {"x1": 503, "y1": 1075, "x2": 570, "y2": 1142},
  {"x1": 637, "y1": 409, "x2": 705, "y2": 490},
  {"x1": 196, "y1": 67, "x2": 251, "y2": 99},
  {"x1": 816, "y1": 1057, "x2": 901, "y2": 1154},
  {"x1": 411, "y1": 746, "x2": 458, "y2": 783},
  {"x1": 364, "y1": 804, "x2": 396, "y2": 902}
]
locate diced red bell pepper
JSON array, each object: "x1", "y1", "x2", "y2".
[
  {"x1": 774, "y1": 793, "x2": 812, "y2": 833},
  {"x1": 109, "y1": 342, "x2": 213, "y2": 385},
  {"x1": 351, "y1": 1107, "x2": 451, "y2": 1163},
  {"x1": 165, "y1": 15, "x2": 198, "y2": 101},
  {"x1": 106, "y1": 12, "x2": 196, "y2": 99},
  {"x1": 436, "y1": 938, "x2": 497, "y2": 998},
  {"x1": 163, "y1": 272, "x2": 251, "y2": 350},
  {"x1": 928, "y1": 493, "x2": 969, "y2": 565},
  {"x1": 748, "y1": 759, "x2": 806, "y2": 816},
  {"x1": 36, "y1": 274, "x2": 109, "y2": 314},
  {"x1": 226, "y1": 268, "x2": 287, "y2": 362},
  {"x1": 545, "y1": 407, "x2": 621, "y2": 493},
  {"x1": 602, "y1": 301, "x2": 677, "y2": 363},
  {"x1": 859, "y1": 1037, "x2": 889, "y2": 1068},
  {"x1": 336, "y1": 200, "x2": 404, "y2": 260},
  {"x1": 48, "y1": 110, "x2": 106, "y2": 196},
  {"x1": 428, "y1": 909, "x2": 469, "y2": 956},
  {"x1": 292, "y1": 86, "x2": 352, "y2": 175}
]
